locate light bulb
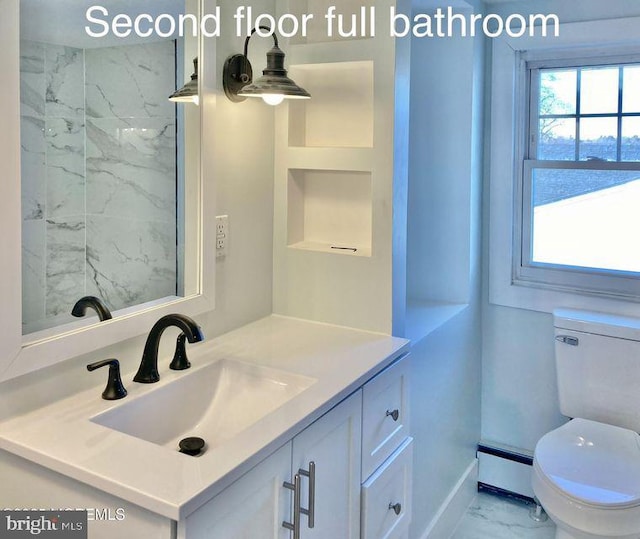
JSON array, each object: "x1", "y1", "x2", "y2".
[
  {"x1": 261, "y1": 93, "x2": 285, "y2": 106},
  {"x1": 192, "y1": 95, "x2": 200, "y2": 106}
]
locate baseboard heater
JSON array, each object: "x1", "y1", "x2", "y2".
[
  {"x1": 478, "y1": 482, "x2": 535, "y2": 504},
  {"x1": 476, "y1": 444, "x2": 535, "y2": 500}
]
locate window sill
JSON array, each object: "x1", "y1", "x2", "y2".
[{"x1": 490, "y1": 277, "x2": 640, "y2": 316}]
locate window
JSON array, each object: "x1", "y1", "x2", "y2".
[{"x1": 516, "y1": 55, "x2": 640, "y2": 299}]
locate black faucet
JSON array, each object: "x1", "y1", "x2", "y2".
[
  {"x1": 87, "y1": 359, "x2": 127, "y2": 400},
  {"x1": 133, "y1": 314, "x2": 204, "y2": 383},
  {"x1": 72, "y1": 296, "x2": 112, "y2": 321}
]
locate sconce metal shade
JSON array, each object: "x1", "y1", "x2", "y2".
[
  {"x1": 169, "y1": 58, "x2": 198, "y2": 103},
  {"x1": 237, "y1": 45, "x2": 311, "y2": 102},
  {"x1": 223, "y1": 28, "x2": 310, "y2": 105}
]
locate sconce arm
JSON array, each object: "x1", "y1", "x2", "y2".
[{"x1": 244, "y1": 26, "x2": 279, "y2": 58}]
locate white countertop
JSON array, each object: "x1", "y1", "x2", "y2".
[{"x1": 0, "y1": 315, "x2": 409, "y2": 520}]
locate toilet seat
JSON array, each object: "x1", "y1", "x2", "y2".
[{"x1": 535, "y1": 418, "x2": 640, "y2": 509}]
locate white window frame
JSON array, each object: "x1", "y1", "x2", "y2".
[{"x1": 489, "y1": 16, "x2": 640, "y2": 314}]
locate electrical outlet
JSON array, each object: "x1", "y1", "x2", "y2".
[{"x1": 215, "y1": 215, "x2": 229, "y2": 258}]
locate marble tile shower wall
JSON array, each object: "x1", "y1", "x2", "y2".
[{"x1": 20, "y1": 40, "x2": 177, "y2": 334}]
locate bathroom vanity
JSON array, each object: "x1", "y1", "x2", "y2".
[{"x1": 0, "y1": 316, "x2": 411, "y2": 539}]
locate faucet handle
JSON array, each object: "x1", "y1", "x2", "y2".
[
  {"x1": 87, "y1": 359, "x2": 127, "y2": 400},
  {"x1": 169, "y1": 333, "x2": 191, "y2": 371}
]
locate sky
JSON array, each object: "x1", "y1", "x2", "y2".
[{"x1": 541, "y1": 64, "x2": 640, "y2": 141}]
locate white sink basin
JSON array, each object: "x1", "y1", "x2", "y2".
[{"x1": 91, "y1": 359, "x2": 315, "y2": 454}]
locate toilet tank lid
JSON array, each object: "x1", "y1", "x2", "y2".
[{"x1": 554, "y1": 309, "x2": 640, "y2": 342}]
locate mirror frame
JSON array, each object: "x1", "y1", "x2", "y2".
[{"x1": 0, "y1": 0, "x2": 217, "y2": 382}]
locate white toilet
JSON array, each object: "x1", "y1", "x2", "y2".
[{"x1": 532, "y1": 309, "x2": 640, "y2": 539}]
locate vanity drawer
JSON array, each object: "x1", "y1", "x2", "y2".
[
  {"x1": 361, "y1": 437, "x2": 413, "y2": 539},
  {"x1": 362, "y1": 355, "x2": 410, "y2": 479}
]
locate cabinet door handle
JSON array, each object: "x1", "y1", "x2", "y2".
[
  {"x1": 389, "y1": 502, "x2": 402, "y2": 515},
  {"x1": 298, "y1": 461, "x2": 315, "y2": 528},
  {"x1": 282, "y1": 473, "x2": 301, "y2": 539},
  {"x1": 386, "y1": 409, "x2": 400, "y2": 421}
]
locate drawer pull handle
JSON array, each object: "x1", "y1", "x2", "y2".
[
  {"x1": 386, "y1": 409, "x2": 399, "y2": 421},
  {"x1": 298, "y1": 461, "x2": 315, "y2": 529},
  {"x1": 282, "y1": 474, "x2": 301, "y2": 538},
  {"x1": 389, "y1": 502, "x2": 402, "y2": 515}
]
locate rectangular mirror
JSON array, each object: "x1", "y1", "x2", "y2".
[
  {"x1": 0, "y1": 0, "x2": 216, "y2": 381},
  {"x1": 21, "y1": 0, "x2": 198, "y2": 336}
]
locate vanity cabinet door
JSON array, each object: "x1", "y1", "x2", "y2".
[
  {"x1": 289, "y1": 390, "x2": 363, "y2": 539},
  {"x1": 179, "y1": 443, "x2": 291, "y2": 539},
  {"x1": 180, "y1": 391, "x2": 362, "y2": 539}
]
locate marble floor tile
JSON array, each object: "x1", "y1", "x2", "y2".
[{"x1": 451, "y1": 491, "x2": 556, "y2": 539}]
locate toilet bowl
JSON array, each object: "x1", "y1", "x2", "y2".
[
  {"x1": 532, "y1": 310, "x2": 640, "y2": 539},
  {"x1": 533, "y1": 418, "x2": 640, "y2": 538}
]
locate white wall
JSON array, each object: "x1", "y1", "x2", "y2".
[
  {"x1": 481, "y1": 0, "x2": 640, "y2": 453},
  {"x1": 201, "y1": 0, "x2": 276, "y2": 336},
  {"x1": 408, "y1": 1, "x2": 485, "y2": 534},
  {"x1": 0, "y1": 0, "x2": 276, "y2": 421},
  {"x1": 410, "y1": 308, "x2": 483, "y2": 537}
]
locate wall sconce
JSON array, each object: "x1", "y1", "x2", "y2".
[
  {"x1": 169, "y1": 58, "x2": 199, "y2": 105},
  {"x1": 223, "y1": 27, "x2": 310, "y2": 106}
]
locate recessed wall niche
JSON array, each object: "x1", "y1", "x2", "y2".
[
  {"x1": 288, "y1": 61, "x2": 374, "y2": 148},
  {"x1": 287, "y1": 169, "x2": 372, "y2": 256}
]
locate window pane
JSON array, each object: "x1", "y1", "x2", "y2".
[
  {"x1": 538, "y1": 118, "x2": 575, "y2": 160},
  {"x1": 621, "y1": 117, "x2": 640, "y2": 161},
  {"x1": 623, "y1": 66, "x2": 640, "y2": 113},
  {"x1": 531, "y1": 168, "x2": 640, "y2": 273},
  {"x1": 579, "y1": 117, "x2": 617, "y2": 161},
  {"x1": 580, "y1": 67, "x2": 619, "y2": 114},
  {"x1": 540, "y1": 69, "x2": 576, "y2": 115}
]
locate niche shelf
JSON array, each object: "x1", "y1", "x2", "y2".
[
  {"x1": 274, "y1": 0, "x2": 398, "y2": 333},
  {"x1": 287, "y1": 169, "x2": 372, "y2": 257},
  {"x1": 288, "y1": 61, "x2": 374, "y2": 148}
]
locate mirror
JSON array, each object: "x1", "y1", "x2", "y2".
[
  {"x1": 0, "y1": 0, "x2": 216, "y2": 381},
  {"x1": 20, "y1": 0, "x2": 199, "y2": 336}
]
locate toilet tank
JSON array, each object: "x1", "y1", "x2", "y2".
[{"x1": 554, "y1": 309, "x2": 640, "y2": 432}]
